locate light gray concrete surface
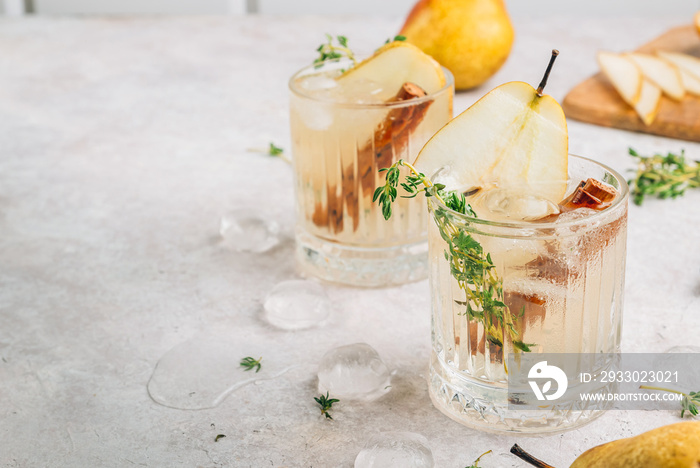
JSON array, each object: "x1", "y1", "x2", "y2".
[{"x1": 0, "y1": 15, "x2": 699, "y2": 468}]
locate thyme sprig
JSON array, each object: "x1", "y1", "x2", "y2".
[
  {"x1": 239, "y1": 356, "x2": 262, "y2": 373},
  {"x1": 268, "y1": 142, "x2": 284, "y2": 156},
  {"x1": 375, "y1": 160, "x2": 533, "y2": 353},
  {"x1": 640, "y1": 385, "x2": 700, "y2": 418},
  {"x1": 314, "y1": 392, "x2": 339, "y2": 420},
  {"x1": 314, "y1": 34, "x2": 356, "y2": 69},
  {"x1": 628, "y1": 148, "x2": 700, "y2": 205},
  {"x1": 373, "y1": 159, "x2": 442, "y2": 220},
  {"x1": 465, "y1": 449, "x2": 492, "y2": 468},
  {"x1": 247, "y1": 142, "x2": 291, "y2": 164}
]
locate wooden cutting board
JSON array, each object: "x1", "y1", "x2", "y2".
[{"x1": 562, "y1": 25, "x2": 700, "y2": 142}]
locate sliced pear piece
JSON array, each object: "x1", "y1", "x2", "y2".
[
  {"x1": 679, "y1": 67, "x2": 700, "y2": 96},
  {"x1": 598, "y1": 51, "x2": 642, "y2": 105},
  {"x1": 337, "y1": 41, "x2": 446, "y2": 98},
  {"x1": 656, "y1": 51, "x2": 700, "y2": 82},
  {"x1": 414, "y1": 80, "x2": 568, "y2": 203},
  {"x1": 626, "y1": 52, "x2": 685, "y2": 101},
  {"x1": 632, "y1": 80, "x2": 661, "y2": 125},
  {"x1": 656, "y1": 50, "x2": 700, "y2": 96}
]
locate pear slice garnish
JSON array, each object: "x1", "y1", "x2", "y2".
[
  {"x1": 414, "y1": 77, "x2": 568, "y2": 203},
  {"x1": 337, "y1": 41, "x2": 446, "y2": 98}
]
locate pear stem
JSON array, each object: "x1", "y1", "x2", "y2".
[
  {"x1": 510, "y1": 444, "x2": 557, "y2": 468},
  {"x1": 536, "y1": 49, "x2": 559, "y2": 96}
]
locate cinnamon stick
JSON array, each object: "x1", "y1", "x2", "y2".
[
  {"x1": 311, "y1": 82, "x2": 432, "y2": 233},
  {"x1": 559, "y1": 178, "x2": 617, "y2": 212}
]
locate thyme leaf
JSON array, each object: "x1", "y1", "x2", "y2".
[
  {"x1": 239, "y1": 356, "x2": 262, "y2": 373},
  {"x1": 384, "y1": 35, "x2": 407, "y2": 45},
  {"x1": 247, "y1": 142, "x2": 291, "y2": 163},
  {"x1": 313, "y1": 34, "x2": 357, "y2": 69},
  {"x1": 268, "y1": 142, "x2": 284, "y2": 156},
  {"x1": 314, "y1": 392, "x2": 339, "y2": 420}
]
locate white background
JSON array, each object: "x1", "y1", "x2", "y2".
[{"x1": 2, "y1": 0, "x2": 699, "y2": 16}]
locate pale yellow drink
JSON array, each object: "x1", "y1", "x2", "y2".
[
  {"x1": 427, "y1": 155, "x2": 628, "y2": 432},
  {"x1": 289, "y1": 59, "x2": 453, "y2": 286}
]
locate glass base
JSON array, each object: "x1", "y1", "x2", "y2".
[
  {"x1": 428, "y1": 352, "x2": 607, "y2": 434},
  {"x1": 295, "y1": 229, "x2": 428, "y2": 287}
]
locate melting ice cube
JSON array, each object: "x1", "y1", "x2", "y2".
[
  {"x1": 264, "y1": 279, "x2": 331, "y2": 330},
  {"x1": 317, "y1": 343, "x2": 391, "y2": 401},
  {"x1": 219, "y1": 209, "x2": 280, "y2": 253},
  {"x1": 299, "y1": 75, "x2": 338, "y2": 92},
  {"x1": 482, "y1": 188, "x2": 559, "y2": 221},
  {"x1": 354, "y1": 432, "x2": 434, "y2": 468}
]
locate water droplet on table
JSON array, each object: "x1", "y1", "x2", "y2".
[
  {"x1": 317, "y1": 343, "x2": 390, "y2": 401},
  {"x1": 148, "y1": 334, "x2": 293, "y2": 410},
  {"x1": 219, "y1": 209, "x2": 280, "y2": 253},
  {"x1": 264, "y1": 279, "x2": 330, "y2": 330},
  {"x1": 354, "y1": 432, "x2": 434, "y2": 468}
]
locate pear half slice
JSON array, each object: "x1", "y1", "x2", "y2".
[
  {"x1": 337, "y1": 41, "x2": 446, "y2": 98},
  {"x1": 414, "y1": 81, "x2": 568, "y2": 203}
]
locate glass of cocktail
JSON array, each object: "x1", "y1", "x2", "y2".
[
  {"x1": 427, "y1": 155, "x2": 628, "y2": 433},
  {"x1": 375, "y1": 51, "x2": 629, "y2": 432},
  {"x1": 289, "y1": 41, "x2": 453, "y2": 287}
]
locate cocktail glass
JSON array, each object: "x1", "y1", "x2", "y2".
[
  {"x1": 427, "y1": 155, "x2": 629, "y2": 433},
  {"x1": 289, "y1": 59, "x2": 453, "y2": 287}
]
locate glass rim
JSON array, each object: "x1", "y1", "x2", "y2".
[
  {"x1": 427, "y1": 154, "x2": 630, "y2": 230},
  {"x1": 288, "y1": 57, "x2": 454, "y2": 108}
]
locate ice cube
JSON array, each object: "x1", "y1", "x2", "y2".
[
  {"x1": 299, "y1": 75, "x2": 338, "y2": 92},
  {"x1": 354, "y1": 432, "x2": 434, "y2": 468},
  {"x1": 331, "y1": 77, "x2": 386, "y2": 104},
  {"x1": 264, "y1": 280, "x2": 330, "y2": 330},
  {"x1": 482, "y1": 188, "x2": 559, "y2": 221},
  {"x1": 293, "y1": 99, "x2": 334, "y2": 131},
  {"x1": 317, "y1": 343, "x2": 390, "y2": 401},
  {"x1": 219, "y1": 209, "x2": 280, "y2": 253}
]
